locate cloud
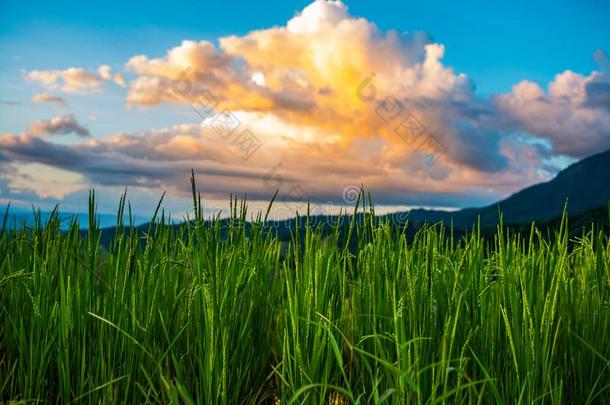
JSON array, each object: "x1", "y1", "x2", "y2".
[
  {"x1": 0, "y1": 163, "x2": 85, "y2": 199},
  {"x1": 4, "y1": 1, "x2": 606, "y2": 211},
  {"x1": 28, "y1": 115, "x2": 90, "y2": 137},
  {"x1": 585, "y1": 81, "x2": 610, "y2": 111},
  {"x1": 0, "y1": 113, "x2": 550, "y2": 208},
  {"x1": 25, "y1": 65, "x2": 125, "y2": 93},
  {"x1": 32, "y1": 93, "x2": 67, "y2": 106},
  {"x1": 123, "y1": 0, "x2": 512, "y2": 176},
  {"x1": 98, "y1": 65, "x2": 126, "y2": 87},
  {"x1": 495, "y1": 64, "x2": 610, "y2": 158}
]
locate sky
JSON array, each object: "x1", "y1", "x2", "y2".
[{"x1": 0, "y1": 0, "x2": 609, "y2": 220}]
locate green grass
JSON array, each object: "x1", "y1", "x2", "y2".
[{"x1": 1, "y1": 181, "x2": 610, "y2": 404}]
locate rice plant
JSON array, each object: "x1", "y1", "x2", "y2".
[{"x1": 1, "y1": 180, "x2": 609, "y2": 403}]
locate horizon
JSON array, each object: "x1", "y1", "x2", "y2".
[{"x1": 1, "y1": 0, "x2": 609, "y2": 218}]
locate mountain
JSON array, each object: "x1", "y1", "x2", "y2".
[
  {"x1": 405, "y1": 149, "x2": 610, "y2": 229},
  {"x1": 0, "y1": 206, "x2": 149, "y2": 230}
]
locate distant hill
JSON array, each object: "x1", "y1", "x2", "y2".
[
  {"x1": 405, "y1": 149, "x2": 610, "y2": 229},
  {"x1": 0, "y1": 206, "x2": 149, "y2": 230},
  {"x1": 490, "y1": 204, "x2": 609, "y2": 239}
]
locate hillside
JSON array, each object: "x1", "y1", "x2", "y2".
[{"x1": 407, "y1": 149, "x2": 610, "y2": 229}]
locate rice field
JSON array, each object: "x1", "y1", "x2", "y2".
[{"x1": 1, "y1": 186, "x2": 610, "y2": 404}]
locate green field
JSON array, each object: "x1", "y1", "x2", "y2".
[{"x1": 1, "y1": 188, "x2": 610, "y2": 404}]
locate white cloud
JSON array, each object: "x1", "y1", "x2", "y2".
[{"x1": 496, "y1": 66, "x2": 610, "y2": 158}]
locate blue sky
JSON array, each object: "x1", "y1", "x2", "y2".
[
  {"x1": 3, "y1": 0, "x2": 608, "y2": 93},
  {"x1": 0, "y1": 0, "x2": 609, "y2": 217}
]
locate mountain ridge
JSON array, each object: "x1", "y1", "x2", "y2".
[{"x1": 405, "y1": 149, "x2": 610, "y2": 229}]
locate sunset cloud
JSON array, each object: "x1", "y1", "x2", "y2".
[
  {"x1": 26, "y1": 65, "x2": 125, "y2": 93},
  {"x1": 98, "y1": 65, "x2": 126, "y2": 87},
  {"x1": 0, "y1": 113, "x2": 551, "y2": 208},
  {"x1": 32, "y1": 93, "x2": 67, "y2": 106},
  {"x1": 123, "y1": 0, "x2": 507, "y2": 176},
  {"x1": 28, "y1": 115, "x2": 90, "y2": 137},
  {"x1": 496, "y1": 66, "x2": 610, "y2": 158}
]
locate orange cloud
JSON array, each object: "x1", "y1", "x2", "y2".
[
  {"x1": 32, "y1": 93, "x2": 67, "y2": 106},
  {"x1": 28, "y1": 115, "x2": 90, "y2": 137},
  {"x1": 26, "y1": 65, "x2": 124, "y2": 93},
  {"x1": 123, "y1": 0, "x2": 496, "y2": 174}
]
